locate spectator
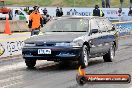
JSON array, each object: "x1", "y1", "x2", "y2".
[
  {"x1": 102, "y1": 0, "x2": 105, "y2": 8},
  {"x1": 59, "y1": 8, "x2": 63, "y2": 17},
  {"x1": 24, "y1": 6, "x2": 29, "y2": 14},
  {"x1": 43, "y1": 8, "x2": 48, "y2": 15},
  {"x1": 28, "y1": 10, "x2": 34, "y2": 15},
  {"x1": 92, "y1": 5, "x2": 104, "y2": 17},
  {"x1": 46, "y1": 14, "x2": 51, "y2": 22},
  {"x1": 43, "y1": 14, "x2": 51, "y2": 24},
  {"x1": 15, "y1": 10, "x2": 19, "y2": 15},
  {"x1": 130, "y1": 0, "x2": 132, "y2": 7},
  {"x1": 118, "y1": 8, "x2": 122, "y2": 16},
  {"x1": 106, "y1": 0, "x2": 110, "y2": 8},
  {"x1": 118, "y1": 8, "x2": 123, "y2": 21},
  {"x1": 120, "y1": 0, "x2": 124, "y2": 8},
  {"x1": 28, "y1": 6, "x2": 43, "y2": 36},
  {"x1": 56, "y1": 7, "x2": 60, "y2": 17},
  {"x1": 128, "y1": 7, "x2": 132, "y2": 16}
]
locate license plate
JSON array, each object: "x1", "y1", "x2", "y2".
[{"x1": 38, "y1": 49, "x2": 51, "y2": 54}]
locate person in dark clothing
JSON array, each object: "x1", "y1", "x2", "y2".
[
  {"x1": 106, "y1": 0, "x2": 110, "y2": 8},
  {"x1": 28, "y1": 10, "x2": 34, "y2": 15},
  {"x1": 43, "y1": 8, "x2": 48, "y2": 15},
  {"x1": 120, "y1": 0, "x2": 124, "y2": 8},
  {"x1": 93, "y1": 5, "x2": 104, "y2": 17},
  {"x1": 118, "y1": 8, "x2": 122, "y2": 16},
  {"x1": 43, "y1": 14, "x2": 51, "y2": 24},
  {"x1": 46, "y1": 14, "x2": 51, "y2": 22},
  {"x1": 59, "y1": 8, "x2": 63, "y2": 17},
  {"x1": 102, "y1": 0, "x2": 105, "y2": 8},
  {"x1": 128, "y1": 7, "x2": 132, "y2": 16},
  {"x1": 24, "y1": 7, "x2": 29, "y2": 14},
  {"x1": 56, "y1": 7, "x2": 60, "y2": 17},
  {"x1": 130, "y1": 0, "x2": 132, "y2": 7}
]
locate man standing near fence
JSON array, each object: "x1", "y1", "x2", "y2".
[
  {"x1": 128, "y1": 7, "x2": 132, "y2": 16},
  {"x1": 106, "y1": 0, "x2": 110, "y2": 8},
  {"x1": 120, "y1": 0, "x2": 124, "y2": 8},
  {"x1": 28, "y1": 6, "x2": 43, "y2": 36},
  {"x1": 93, "y1": 5, "x2": 104, "y2": 17},
  {"x1": 56, "y1": 7, "x2": 60, "y2": 17},
  {"x1": 59, "y1": 8, "x2": 63, "y2": 17},
  {"x1": 102, "y1": 0, "x2": 105, "y2": 8},
  {"x1": 130, "y1": 0, "x2": 132, "y2": 7}
]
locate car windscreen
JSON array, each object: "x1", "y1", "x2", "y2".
[{"x1": 42, "y1": 18, "x2": 89, "y2": 32}]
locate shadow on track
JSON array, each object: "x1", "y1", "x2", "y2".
[{"x1": 25, "y1": 59, "x2": 105, "y2": 72}]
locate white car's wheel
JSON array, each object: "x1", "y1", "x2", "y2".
[
  {"x1": 25, "y1": 59, "x2": 36, "y2": 68},
  {"x1": 78, "y1": 45, "x2": 89, "y2": 68},
  {"x1": 103, "y1": 44, "x2": 115, "y2": 62}
]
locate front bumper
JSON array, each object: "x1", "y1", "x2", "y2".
[{"x1": 22, "y1": 46, "x2": 81, "y2": 61}]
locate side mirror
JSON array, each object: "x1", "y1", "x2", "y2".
[{"x1": 90, "y1": 29, "x2": 99, "y2": 34}]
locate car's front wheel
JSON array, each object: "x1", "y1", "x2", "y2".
[
  {"x1": 78, "y1": 45, "x2": 89, "y2": 68},
  {"x1": 103, "y1": 44, "x2": 115, "y2": 62},
  {"x1": 25, "y1": 59, "x2": 36, "y2": 68}
]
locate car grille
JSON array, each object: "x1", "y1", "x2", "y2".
[{"x1": 36, "y1": 43, "x2": 55, "y2": 47}]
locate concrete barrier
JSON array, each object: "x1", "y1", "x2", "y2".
[
  {"x1": 16, "y1": 21, "x2": 29, "y2": 32},
  {"x1": 0, "y1": 21, "x2": 6, "y2": 33},
  {"x1": 0, "y1": 20, "x2": 28, "y2": 33}
]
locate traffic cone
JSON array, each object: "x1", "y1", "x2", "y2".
[{"x1": 4, "y1": 16, "x2": 12, "y2": 35}]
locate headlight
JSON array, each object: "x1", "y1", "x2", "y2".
[
  {"x1": 25, "y1": 43, "x2": 36, "y2": 47},
  {"x1": 55, "y1": 42, "x2": 80, "y2": 47}
]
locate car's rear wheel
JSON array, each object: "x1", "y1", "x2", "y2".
[
  {"x1": 103, "y1": 44, "x2": 115, "y2": 62},
  {"x1": 25, "y1": 59, "x2": 36, "y2": 68},
  {"x1": 78, "y1": 45, "x2": 89, "y2": 68}
]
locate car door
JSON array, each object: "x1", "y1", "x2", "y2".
[
  {"x1": 89, "y1": 18, "x2": 104, "y2": 56},
  {"x1": 97, "y1": 18, "x2": 113, "y2": 53}
]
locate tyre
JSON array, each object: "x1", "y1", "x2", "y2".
[
  {"x1": 78, "y1": 45, "x2": 89, "y2": 68},
  {"x1": 103, "y1": 44, "x2": 115, "y2": 62},
  {"x1": 25, "y1": 59, "x2": 36, "y2": 68}
]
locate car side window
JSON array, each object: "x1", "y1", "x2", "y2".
[
  {"x1": 103, "y1": 18, "x2": 113, "y2": 31},
  {"x1": 96, "y1": 18, "x2": 112, "y2": 32},
  {"x1": 90, "y1": 18, "x2": 100, "y2": 31},
  {"x1": 81, "y1": 19, "x2": 89, "y2": 31},
  {"x1": 96, "y1": 18, "x2": 107, "y2": 32}
]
